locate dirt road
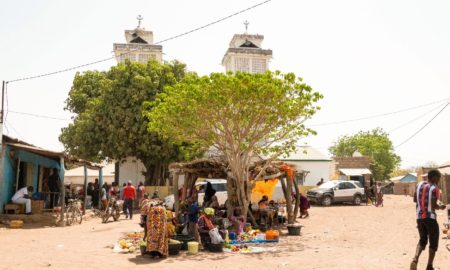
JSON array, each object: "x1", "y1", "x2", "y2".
[{"x1": 1, "y1": 195, "x2": 449, "y2": 270}]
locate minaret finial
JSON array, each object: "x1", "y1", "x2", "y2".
[
  {"x1": 137, "y1": 15, "x2": 143, "y2": 28},
  {"x1": 244, "y1": 20, "x2": 249, "y2": 34}
]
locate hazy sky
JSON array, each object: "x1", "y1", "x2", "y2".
[{"x1": 1, "y1": 0, "x2": 449, "y2": 168}]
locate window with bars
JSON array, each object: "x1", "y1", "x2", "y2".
[
  {"x1": 234, "y1": 57, "x2": 250, "y2": 72},
  {"x1": 251, "y1": 58, "x2": 267, "y2": 73}
]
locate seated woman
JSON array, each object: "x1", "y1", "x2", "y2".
[
  {"x1": 258, "y1": 195, "x2": 269, "y2": 225},
  {"x1": 198, "y1": 208, "x2": 215, "y2": 248},
  {"x1": 230, "y1": 207, "x2": 245, "y2": 235}
]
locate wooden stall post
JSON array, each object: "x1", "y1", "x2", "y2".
[
  {"x1": 174, "y1": 171, "x2": 180, "y2": 217},
  {"x1": 59, "y1": 157, "x2": 65, "y2": 227},
  {"x1": 98, "y1": 167, "x2": 103, "y2": 208},
  {"x1": 83, "y1": 164, "x2": 88, "y2": 215}
]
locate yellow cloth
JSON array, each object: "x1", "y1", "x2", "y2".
[
  {"x1": 204, "y1": 207, "x2": 215, "y2": 216},
  {"x1": 252, "y1": 179, "x2": 278, "y2": 199}
]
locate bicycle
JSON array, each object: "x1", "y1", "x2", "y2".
[
  {"x1": 90, "y1": 201, "x2": 104, "y2": 218},
  {"x1": 65, "y1": 199, "x2": 83, "y2": 226}
]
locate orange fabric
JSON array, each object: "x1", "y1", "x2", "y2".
[
  {"x1": 252, "y1": 179, "x2": 278, "y2": 199},
  {"x1": 280, "y1": 165, "x2": 294, "y2": 180}
]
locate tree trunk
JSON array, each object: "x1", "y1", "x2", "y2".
[
  {"x1": 293, "y1": 179, "x2": 301, "y2": 220},
  {"x1": 280, "y1": 176, "x2": 294, "y2": 224}
]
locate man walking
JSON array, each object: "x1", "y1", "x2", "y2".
[
  {"x1": 123, "y1": 181, "x2": 136, "y2": 219},
  {"x1": 410, "y1": 169, "x2": 446, "y2": 270}
]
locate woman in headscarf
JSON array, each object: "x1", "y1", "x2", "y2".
[
  {"x1": 198, "y1": 207, "x2": 215, "y2": 248},
  {"x1": 203, "y1": 182, "x2": 216, "y2": 207},
  {"x1": 141, "y1": 199, "x2": 169, "y2": 258}
]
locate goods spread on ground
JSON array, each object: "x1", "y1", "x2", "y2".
[
  {"x1": 113, "y1": 232, "x2": 145, "y2": 254},
  {"x1": 228, "y1": 228, "x2": 280, "y2": 244},
  {"x1": 223, "y1": 244, "x2": 279, "y2": 254}
]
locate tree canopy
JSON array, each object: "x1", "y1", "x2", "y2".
[
  {"x1": 60, "y1": 59, "x2": 197, "y2": 184},
  {"x1": 146, "y1": 71, "x2": 322, "y2": 219},
  {"x1": 329, "y1": 128, "x2": 401, "y2": 180}
]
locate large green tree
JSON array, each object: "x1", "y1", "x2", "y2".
[
  {"x1": 146, "y1": 71, "x2": 322, "y2": 219},
  {"x1": 60, "y1": 60, "x2": 198, "y2": 184},
  {"x1": 329, "y1": 128, "x2": 401, "y2": 181}
]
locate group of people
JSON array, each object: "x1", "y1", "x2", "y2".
[
  {"x1": 364, "y1": 182, "x2": 384, "y2": 207},
  {"x1": 92, "y1": 180, "x2": 147, "y2": 219}
]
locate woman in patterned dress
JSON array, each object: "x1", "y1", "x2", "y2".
[{"x1": 140, "y1": 199, "x2": 169, "y2": 258}]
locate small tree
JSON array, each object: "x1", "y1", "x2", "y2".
[
  {"x1": 329, "y1": 128, "x2": 401, "y2": 181},
  {"x1": 146, "y1": 71, "x2": 322, "y2": 220}
]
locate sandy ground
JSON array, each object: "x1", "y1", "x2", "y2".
[{"x1": 1, "y1": 195, "x2": 449, "y2": 270}]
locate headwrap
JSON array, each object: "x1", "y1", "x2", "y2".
[{"x1": 204, "y1": 207, "x2": 215, "y2": 216}]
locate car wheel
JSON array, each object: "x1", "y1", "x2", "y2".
[
  {"x1": 322, "y1": 195, "x2": 332, "y2": 206},
  {"x1": 353, "y1": 195, "x2": 362, "y2": 206}
]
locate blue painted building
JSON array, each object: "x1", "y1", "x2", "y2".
[
  {"x1": 0, "y1": 135, "x2": 65, "y2": 212},
  {"x1": 391, "y1": 173, "x2": 418, "y2": 183}
]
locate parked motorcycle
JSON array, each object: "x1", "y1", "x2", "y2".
[{"x1": 102, "y1": 197, "x2": 122, "y2": 223}]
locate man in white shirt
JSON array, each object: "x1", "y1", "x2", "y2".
[{"x1": 12, "y1": 186, "x2": 34, "y2": 214}]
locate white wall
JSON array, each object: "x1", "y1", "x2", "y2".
[
  {"x1": 289, "y1": 161, "x2": 332, "y2": 186},
  {"x1": 119, "y1": 157, "x2": 146, "y2": 186}
]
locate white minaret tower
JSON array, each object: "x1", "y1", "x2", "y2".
[
  {"x1": 113, "y1": 15, "x2": 163, "y2": 64},
  {"x1": 222, "y1": 21, "x2": 272, "y2": 73}
]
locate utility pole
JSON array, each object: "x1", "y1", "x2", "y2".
[{"x1": 0, "y1": 81, "x2": 5, "y2": 202}]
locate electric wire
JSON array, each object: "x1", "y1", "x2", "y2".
[
  {"x1": 395, "y1": 102, "x2": 449, "y2": 148},
  {"x1": 5, "y1": 120, "x2": 22, "y2": 139},
  {"x1": 308, "y1": 97, "x2": 450, "y2": 127},
  {"x1": 8, "y1": 110, "x2": 71, "y2": 121},
  {"x1": 6, "y1": 0, "x2": 273, "y2": 84},
  {"x1": 387, "y1": 102, "x2": 446, "y2": 133}
]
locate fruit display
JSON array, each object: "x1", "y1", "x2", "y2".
[
  {"x1": 230, "y1": 245, "x2": 252, "y2": 253},
  {"x1": 113, "y1": 231, "x2": 145, "y2": 254}
]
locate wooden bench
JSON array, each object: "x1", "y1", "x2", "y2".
[{"x1": 4, "y1": 203, "x2": 25, "y2": 214}]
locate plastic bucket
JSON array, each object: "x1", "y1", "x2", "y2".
[
  {"x1": 287, "y1": 225, "x2": 302, "y2": 236},
  {"x1": 256, "y1": 233, "x2": 266, "y2": 241},
  {"x1": 187, "y1": 241, "x2": 199, "y2": 254}
]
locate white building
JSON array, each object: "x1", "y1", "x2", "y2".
[
  {"x1": 113, "y1": 16, "x2": 163, "y2": 64},
  {"x1": 118, "y1": 157, "x2": 147, "y2": 186},
  {"x1": 222, "y1": 28, "x2": 272, "y2": 73},
  {"x1": 64, "y1": 163, "x2": 115, "y2": 185},
  {"x1": 278, "y1": 146, "x2": 332, "y2": 186}
]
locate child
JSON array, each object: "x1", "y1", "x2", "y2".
[{"x1": 299, "y1": 193, "x2": 310, "y2": 218}]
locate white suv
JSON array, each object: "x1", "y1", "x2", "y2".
[{"x1": 307, "y1": 180, "x2": 366, "y2": 206}]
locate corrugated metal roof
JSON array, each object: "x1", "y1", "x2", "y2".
[
  {"x1": 439, "y1": 160, "x2": 450, "y2": 168},
  {"x1": 278, "y1": 146, "x2": 331, "y2": 161},
  {"x1": 65, "y1": 163, "x2": 115, "y2": 177},
  {"x1": 390, "y1": 173, "x2": 417, "y2": 183},
  {"x1": 339, "y1": 168, "x2": 372, "y2": 176},
  {"x1": 439, "y1": 167, "x2": 450, "y2": 175}
]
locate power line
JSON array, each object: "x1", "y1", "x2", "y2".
[
  {"x1": 395, "y1": 102, "x2": 449, "y2": 148},
  {"x1": 6, "y1": 0, "x2": 273, "y2": 84},
  {"x1": 8, "y1": 110, "x2": 71, "y2": 121},
  {"x1": 308, "y1": 97, "x2": 450, "y2": 127},
  {"x1": 387, "y1": 102, "x2": 446, "y2": 133},
  {"x1": 5, "y1": 120, "x2": 23, "y2": 139},
  {"x1": 153, "y1": 0, "x2": 272, "y2": 45}
]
